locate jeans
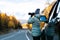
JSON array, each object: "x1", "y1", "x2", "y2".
[
  {"x1": 33, "y1": 35, "x2": 40, "y2": 40},
  {"x1": 46, "y1": 36, "x2": 53, "y2": 40}
]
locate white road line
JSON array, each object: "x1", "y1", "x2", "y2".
[
  {"x1": 25, "y1": 31, "x2": 30, "y2": 40},
  {"x1": 28, "y1": 30, "x2": 31, "y2": 34},
  {"x1": 1, "y1": 31, "x2": 21, "y2": 40}
]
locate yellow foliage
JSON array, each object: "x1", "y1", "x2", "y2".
[
  {"x1": 40, "y1": 22, "x2": 45, "y2": 29},
  {"x1": 27, "y1": 24, "x2": 32, "y2": 30},
  {"x1": 9, "y1": 16, "x2": 13, "y2": 20},
  {"x1": 8, "y1": 21, "x2": 15, "y2": 28},
  {"x1": 22, "y1": 23, "x2": 28, "y2": 29},
  {"x1": 1, "y1": 13, "x2": 6, "y2": 19},
  {"x1": 43, "y1": 1, "x2": 56, "y2": 19},
  {"x1": 1, "y1": 13, "x2": 8, "y2": 25},
  {"x1": 21, "y1": 23, "x2": 32, "y2": 29},
  {"x1": 0, "y1": 13, "x2": 22, "y2": 29}
]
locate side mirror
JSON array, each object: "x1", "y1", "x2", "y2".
[{"x1": 40, "y1": 15, "x2": 48, "y2": 23}]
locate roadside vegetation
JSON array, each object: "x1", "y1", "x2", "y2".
[{"x1": 0, "y1": 13, "x2": 22, "y2": 34}]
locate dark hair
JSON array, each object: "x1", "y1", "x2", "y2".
[{"x1": 35, "y1": 8, "x2": 40, "y2": 14}]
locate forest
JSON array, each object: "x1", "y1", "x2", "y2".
[{"x1": 0, "y1": 13, "x2": 22, "y2": 33}]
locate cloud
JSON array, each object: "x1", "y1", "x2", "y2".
[{"x1": 0, "y1": 0, "x2": 54, "y2": 20}]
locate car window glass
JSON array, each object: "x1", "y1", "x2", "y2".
[{"x1": 57, "y1": 2, "x2": 60, "y2": 17}]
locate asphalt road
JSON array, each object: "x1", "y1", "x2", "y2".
[
  {"x1": 0, "y1": 29, "x2": 59, "y2": 40},
  {"x1": 0, "y1": 29, "x2": 33, "y2": 40}
]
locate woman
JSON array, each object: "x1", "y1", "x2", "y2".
[{"x1": 28, "y1": 9, "x2": 41, "y2": 40}]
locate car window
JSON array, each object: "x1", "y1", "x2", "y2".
[{"x1": 57, "y1": 2, "x2": 60, "y2": 18}]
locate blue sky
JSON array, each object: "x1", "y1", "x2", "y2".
[{"x1": 0, "y1": 0, "x2": 54, "y2": 20}]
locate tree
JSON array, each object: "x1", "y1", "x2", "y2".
[
  {"x1": 17, "y1": 21, "x2": 22, "y2": 29},
  {"x1": 0, "y1": 13, "x2": 8, "y2": 31},
  {"x1": 0, "y1": 13, "x2": 1, "y2": 30},
  {"x1": 8, "y1": 16, "x2": 22, "y2": 29},
  {"x1": 8, "y1": 21, "x2": 15, "y2": 29},
  {"x1": 0, "y1": 12, "x2": 22, "y2": 31}
]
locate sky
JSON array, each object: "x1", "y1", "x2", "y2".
[{"x1": 0, "y1": 0, "x2": 54, "y2": 20}]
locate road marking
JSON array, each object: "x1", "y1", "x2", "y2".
[
  {"x1": 25, "y1": 31, "x2": 30, "y2": 40},
  {"x1": 1, "y1": 31, "x2": 22, "y2": 40}
]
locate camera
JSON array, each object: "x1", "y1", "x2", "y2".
[{"x1": 28, "y1": 12, "x2": 35, "y2": 17}]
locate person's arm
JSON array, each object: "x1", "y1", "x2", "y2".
[{"x1": 28, "y1": 17, "x2": 34, "y2": 24}]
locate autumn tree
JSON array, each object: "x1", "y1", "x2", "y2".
[
  {"x1": 12, "y1": 16, "x2": 22, "y2": 29},
  {"x1": 8, "y1": 21, "x2": 15, "y2": 29},
  {"x1": 0, "y1": 13, "x2": 1, "y2": 31},
  {"x1": 0, "y1": 12, "x2": 22, "y2": 31},
  {"x1": 16, "y1": 21, "x2": 22, "y2": 29},
  {"x1": 8, "y1": 16, "x2": 22, "y2": 29},
  {"x1": 0, "y1": 13, "x2": 9, "y2": 31}
]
